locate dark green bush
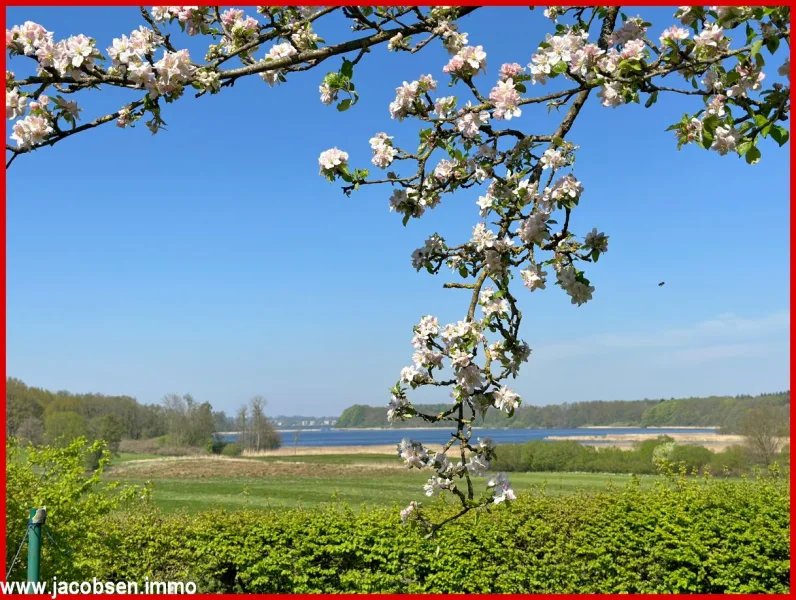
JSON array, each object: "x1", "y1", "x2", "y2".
[
  {"x1": 670, "y1": 444, "x2": 713, "y2": 472},
  {"x1": 221, "y1": 442, "x2": 242, "y2": 457},
  {"x1": 205, "y1": 438, "x2": 228, "y2": 455},
  {"x1": 75, "y1": 473, "x2": 789, "y2": 593},
  {"x1": 491, "y1": 439, "x2": 789, "y2": 477}
]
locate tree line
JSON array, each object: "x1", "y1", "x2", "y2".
[
  {"x1": 334, "y1": 391, "x2": 791, "y2": 434},
  {"x1": 490, "y1": 436, "x2": 790, "y2": 477},
  {"x1": 5, "y1": 378, "x2": 281, "y2": 459}
]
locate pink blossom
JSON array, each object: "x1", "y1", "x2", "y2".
[
  {"x1": 443, "y1": 45, "x2": 486, "y2": 77},
  {"x1": 6, "y1": 21, "x2": 51, "y2": 55},
  {"x1": 706, "y1": 95, "x2": 726, "y2": 118},
  {"x1": 499, "y1": 62, "x2": 524, "y2": 80},
  {"x1": 710, "y1": 125, "x2": 740, "y2": 155},
  {"x1": 521, "y1": 263, "x2": 547, "y2": 292},
  {"x1": 727, "y1": 63, "x2": 765, "y2": 98},
  {"x1": 620, "y1": 38, "x2": 646, "y2": 60},
  {"x1": 693, "y1": 24, "x2": 730, "y2": 52},
  {"x1": 456, "y1": 109, "x2": 489, "y2": 138},
  {"x1": 10, "y1": 114, "x2": 53, "y2": 148},
  {"x1": 489, "y1": 79, "x2": 522, "y2": 120},
  {"x1": 54, "y1": 97, "x2": 81, "y2": 119},
  {"x1": 570, "y1": 44, "x2": 605, "y2": 77},
  {"x1": 318, "y1": 147, "x2": 349, "y2": 173},
  {"x1": 598, "y1": 81, "x2": 625, "y2": 108},
  {"x1": 609, "y1": 17, "x2": 647, "y2": 45},
  {"x1": 6, "y1": 87, "x2": 27, "y2": 120},
  {"x1": 369, "y1": 132, "x2": 397, "y2": 169},
  {"x1": 659, "y1": 26, "x2": 690, "y2": 44}
]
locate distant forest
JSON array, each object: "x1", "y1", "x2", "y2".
[
  {"x1": 335, "y1": 392, "x2": 791, "y2": 434},
  {"x1": 5, "y1": 378, "x2": 281, "y2": 453},
  {"x1": 6, "y1": 378, "x2": 789, "y2": 442}
]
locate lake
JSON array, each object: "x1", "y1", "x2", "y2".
[{"x1": 220, "y1": 427, "x2": 718, "y2": 448}]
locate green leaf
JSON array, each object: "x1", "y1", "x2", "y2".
[
  {"x1": 552, "y1": 61, "x2": 568, "y2": 75},
  {"x1": 702, "y1": 115, "x2": 720, "y2": 135},
  {"x1": 644, "y1": 91, "x2": 659, "y2": 108},
  {"x1": 340, "y1": 59, "x2": 354, "y2": 79},
  {"x1": 745, "y1": 23, "x2": 755, "y2": 44},
  {"x1": 744, "y1": 146, "x2": 761, "y2": 164},
  {"x1": 766, "y1": 35, "x2": 780, "y2": 54},
  {"x1": 725, "y1": 70, "x2": 741, "y2": 85},
  {"x1": 750, "y1": 40, "x2": 763, "y2": 56},
  {"x1": 770, "y1": 126, "x2": 789, "y2": 146},
  {"x1": 515, "y1": 82, "x2": 526, "y2": 94},
  {"x1": 700, "y1": 128, "x2": 714, "y2": 150},
  {"x1": 458, "y1": 265, "x2": 468, "y2": 278},
  {"x1": 736, "y1": 139, "x2": 753, "y2": 156},
  {"x1": 337, "y1": 99, "x2": 352, "y2": 112},
  {"x1": 753, "y1": 114, "x2": 769, "y2": 128}
]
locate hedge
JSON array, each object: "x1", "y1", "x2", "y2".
[{"x1": 73, "y1": 473, "x2": 789, "y2": 594}]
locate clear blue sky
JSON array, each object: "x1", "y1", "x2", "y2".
[{"x1": 6, "y1": 7, "x2": 790, "y2": 417}]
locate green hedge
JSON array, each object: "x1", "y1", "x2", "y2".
[
  {"x1": 490, "y1": 438, "x2": 790, "y2": 476},
  {"x1": 73, "y1": 474, "x2": 789, "y2": 593}
]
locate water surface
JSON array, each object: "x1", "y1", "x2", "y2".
[{"x1": 221, "y1": 427, "x2": 717, "y2": 447}]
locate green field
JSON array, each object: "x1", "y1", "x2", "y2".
[{"x1": 107, "y1": 453, "x2": 661, "y2": 513}]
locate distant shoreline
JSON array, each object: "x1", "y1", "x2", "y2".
[
  {"x1": 327, "y1": 425, "x2": 720, "y2": 431},
  {"x1": 577, "y1": 425, "x2": 719, "y2": 430},
  {"x1": 221, "y1": 425, "x2": 722, "y2": 434}
]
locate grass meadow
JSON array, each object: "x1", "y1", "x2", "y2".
[{"x1": 107, "y1": 452, "x2": 665, "y2": 513}]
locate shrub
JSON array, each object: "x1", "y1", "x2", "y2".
[
  {"x1": 118, "y1": 438, "x2": 207, "y2": 457},
  {"x1": 5, "y1": 438, "x2": 146, "y2": 582},
  {"x1": 669, "y1": 444, "x2": 713, "y2": 473},
  {"x1": 221, "y1": 443, "x2": 242, "y2": 457},
  {"x1": 491, "y1": 439, "x2": 787, "y2": 477},
  {"x1": 73, "y1": 473, "x2": 789, "y2": 593},
  {"x1": 205, "y1": 438, "x2": 228, "y2": 455}
]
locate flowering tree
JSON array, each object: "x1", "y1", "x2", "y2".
[{"x1": 6, "y1": 5, "x2": 790, "y2": 534}]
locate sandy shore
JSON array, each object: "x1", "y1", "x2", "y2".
[
  {"x1": 645, "y1": 426, "x2": 719, "y2": 430},
  {"x1": 243, "y1": 444, "x2": 444, "y2": 457},
  {"x1": 239, "y1": 433, "x2": 791, "y2": 456},
  {"x1": 578, "y1": 425, "x2": 719, "y2": 430},
  {"x1": 545, "y1": 432, "x2": 789, "y2": 452},
  {"x1": 324, "y1": 427, "x2": 486, "y2": 431},
  {"x1": 545, "y1": 433, "x2": 744, "y2": 444}
]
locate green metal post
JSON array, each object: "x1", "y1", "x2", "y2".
[{"x1": 26, "y1": 508, "x2": 43, "y2": 593}]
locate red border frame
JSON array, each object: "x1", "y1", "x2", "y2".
[{"x1": 1, "y1": 1, "x2": 793, "y2": 597}]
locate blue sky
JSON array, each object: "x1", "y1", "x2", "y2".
[{"x1": 5, "y1": 6, "x2": 790, "y2": 417}]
